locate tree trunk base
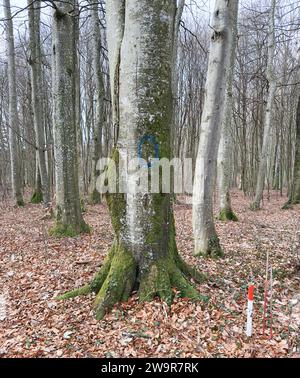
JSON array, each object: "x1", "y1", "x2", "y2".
[
  {"x1": 30, "y1": 190, "x2": 43, "y2": 204},
  {"x1": 218, "y1": 208, "x2": 238, "y2": 222},
  {"x1": 250, "y1": 202, "x2": 261, "y2": 211},
  {"x1": 49, "y1": 220, "x2": 91, "y2": 238},
  {"x1": 16, "y1": 199, "x2": 25, "y2": 207},
  {"x1": 194, "y1": 235, "x2": 224, "y2": 259},
  {"x1": 57, "y1": 241, "x2": 208, "y2": 320},
  {"x1": 282, "y1": 199, "x2": 300, "y2": 210},
  {"x1": 89, "y1": 189, "x2": 102, "y2": 205}
]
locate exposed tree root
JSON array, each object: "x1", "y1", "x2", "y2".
[
  {"x1": 57, "y1": 242, "x2": 208, "y2": 319},
  {"x1": 93, "y1": 245, "x2": 136, "y2": 320},
  {"x1": 56, "y1": 284, "x2": 91, "y2": 300}
]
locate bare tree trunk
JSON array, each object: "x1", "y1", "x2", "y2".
[
  {"x1": 218, "y1": 0, "x2": 239, "y2": 222},
  {"x1": 59, "y1": 0, "x2": 206, "y2": 320},
  {"x1": 74, "y1": 0, "x2": 85, "y2": 199},
  {"x1": 3, "y1": 0, "x2": 24, "y2": 206},
  {"x1": 285, "y1": 93, "x2": 300, "y2": 206},
  {"x1": 27, "y1": 0, "x2": 50, "y2": 206},
  {"x1": 89, "y1": 0, "x2": 105, "y2": 204},
  {"x1": 172, "y1": 0, "x2": 185, "y2": 156},
  {"x1": 251, "y1": 0, "x2": 276, "y2": 210},
  {"x1": 193, "y1": 0, "x2": 236, "y2": 258},
  {"x1": 51, "y1": 0, "x2": 89, "y2": 236}
]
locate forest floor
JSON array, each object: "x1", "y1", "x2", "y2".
[{"x1": 0, "y1": 190, "x2": 299, "y2": 358}]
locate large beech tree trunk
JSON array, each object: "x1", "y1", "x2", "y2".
[
  {"x1": 27, "y1": 0, "x2": 50, "y2": 206},
  {"x1": 218, "y1": 0, "x2": 239, "y2": 222},
  {"x1": 4, "y1": 0, "x2": 24, "y2": 207},
  {"x1": 59, "y1": 0, "x2": 206, "y2": 320},
  {"x1": 51, "y1": 0, "x2": 89, "y2": 236},
  {"x1": 192, "y1": 0, "x2": 236, "y2": 258},
  {"x1": 251, "y1": 0, "x2": 276, "y2": 210}
]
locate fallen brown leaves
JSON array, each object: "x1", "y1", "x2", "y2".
[{"x1": 0, "y1": 190, "x2": 299, "y2": 358}]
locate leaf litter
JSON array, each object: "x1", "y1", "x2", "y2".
[{"x1": 0, "y1": 190, "x2": 299, "y2": 357}]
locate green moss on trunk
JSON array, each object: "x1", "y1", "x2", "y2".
[
  {"x1": 31, "y1": 190, "x2": 43, "y2": 204},
  {"x1": 57, "y1": 211, "x2": 208, "y2": 320},
  {"x1": 49, "y1": 221, "x2": 91, "y2": 238},
  {"x1": 17, "y1": 199, "x2": 25, "y2": 207},
  {"x1": 58, "y1": 241, "x2": 208, "y2": 320},
  {"x1": 194, "y1": 234, "x2": 224, "y2": 259},
  {"x1": 80, "y1": 198, "x2": 87, "y2": 213},
  {"x1": 89, "y1": 189, "x2": 101, "y2": 205},
  {"x1": 219, "y1": 208, "x2": 238, "y2": 222},
  {"x1": 93, "y1": 244, "x2": 137, "y2": 320}
]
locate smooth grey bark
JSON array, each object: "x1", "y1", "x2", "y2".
[
  {"x1": 218, "y1": 0, "x2": 239, "y2": 222},
  {"x1": 89, "y1": 0, "x2": 105, "y2": 204},
  {"x1": 51, "y1": 0, "x2": 89, "y2": 236},
  {"x1": 251, "y1": 0, "x2": 276, "y2": 210},
  {"x1": 193, "y1": 0, "x2": 236, "y2": 258},
  {"x1": 27, "y1": 0, "x2": 50, "y2": 206},
  {"x1": 3, "y1": 0, "x2": 24, "y2": 206}
]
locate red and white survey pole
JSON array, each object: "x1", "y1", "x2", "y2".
[{"x1": 246, "y1": 283, "x2": 254, "y2": 337}]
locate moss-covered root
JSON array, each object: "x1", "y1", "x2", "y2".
[
  {"x1": 56, "y1": 284, "x2": 91, "y2": 300},
  {"x1": 194, "y1": 235, "x2": 224, "y2": 259},
  {"x1": 56, "y1": 247, "x2": 115, "y2": 301},
  {"x1": 49, "y1": 221, "x2": 91, "y2": 238},
  {"x1": 56, "y1": 248, "x2": 207, "y2": 320},
  {"x1": 175, "y1": 254, "x2": 208, "y2": 283},
  {"x1": 218, "y1": 208, "x2": 238, "y2": 222},
  {"x1": 93, "y1": 247, "x2": 136, "y2": 320},
  {"x1": 30, "y1": 190, "x2": 43, "y2": 204},
  {"x1": 138, "y1": 259, "x2": 207, "y2": 307},
  {"x1": 56, "y1": 245, "x2": 136, "y2": 320}
]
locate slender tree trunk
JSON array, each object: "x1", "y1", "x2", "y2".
[
  {"x1": 218, "y1": 0, "x2": 239, "y2": 222},
  {"x1": 251, "y1": 0, "x2": 276, "y2": 210},
  {"x1": 3, "y1": 0, "x2": 24, "y2": 206},
  {"x1": 74, "y1": 0, "x2": 85, "y2": 199},
  {"x1": 27, "y1": 0, "x2": 50, "y2": 206},
  {"x1": 31, "y1": 162, "x2": 43, "y2": 204},
  {"x1": 193, "y1": 0, "x2": 236, "y2": 258},
  {"x1": 172, "y1": 0, "x2": 185, "y2": 157},
  {"x1": 89, "y1": 0, "x2": 105, "y2": 204},
  {"x1": 51, "y1": 0, "x2": 89, "y2": 236},
  {"x1": 59, "y1": 0, "x2": 206, "y2": 320},
  {"x1": 285, "y1": 93, "x2": 300, "y2": 206}
]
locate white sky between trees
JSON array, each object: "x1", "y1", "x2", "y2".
[
  {"x1": 0, "y1": 1, "x2": 299, "y2": 59},
  {"x1": 0, "y1": 0, "x2": 214, "y2": 55}
]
